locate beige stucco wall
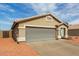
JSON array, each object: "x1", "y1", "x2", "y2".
[
  {"x1": 57, "y1": 25, "x2": 68, "y2": 39},
  {"x1": 18, "y1": 16, "x2": 61, "y2": 41},
  {"x1": 17, "y1": 15, "x2": 68, "y2": 41},
  {"x1": 19, "y1": 16, "x2": 60, "y2": 27},
  {"x1": 17, "y1": 28, "x2": 26, "y2": 41}
]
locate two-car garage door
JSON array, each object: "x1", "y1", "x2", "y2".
[{"x1": 26, "y1": 27, "x2": 56, "y2": 42}]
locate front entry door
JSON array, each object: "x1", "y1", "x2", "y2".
[{"x1": 60, "y1": 28, "x2": 65, "y2": 39}]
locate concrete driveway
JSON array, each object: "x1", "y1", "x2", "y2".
[{"x1": 27, "y1": 40, "x2": 79, "y2": 56}]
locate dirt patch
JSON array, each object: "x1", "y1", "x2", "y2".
[
  {"x1": 0, "y1": 38, "x2": 38, "y2": 56},
  {"x1": 66, "y1": 36, "x2": 79, "y2": 45}
]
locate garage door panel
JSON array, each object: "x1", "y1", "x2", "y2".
[{"x1": 26, "y1": 27, "x2": 56, "y2": 42}]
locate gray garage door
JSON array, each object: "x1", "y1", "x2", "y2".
[{"x1": 26, "y1": 27, "x2": 56, "y2": 42}]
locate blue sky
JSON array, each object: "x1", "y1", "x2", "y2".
[{"x1": 0, "y1": 3, "x2": 79, "y2": 30}]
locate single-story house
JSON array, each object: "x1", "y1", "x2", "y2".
[
  {"x1": 68, "y1": 24, "x2": 79, "y2": 39},
  {"x1": 11, "y1": 13, "x2": 68, "y2": 43}
]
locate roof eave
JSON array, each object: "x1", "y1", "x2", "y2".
[{"x1": 11, "y1": 13, "x2": 68, "y2": 29}]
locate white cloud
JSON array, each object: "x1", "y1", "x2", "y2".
[
  {"x1": 66, "y1": 3, "x2": 79, "y2": 9},
  {"x1": 31, "y1": 3, "x2": 57, "y2": 14},
  {"x1": 0, "y1": 12, "x2": 15, "y2": 22},
  {"x1": 0, "y1": 3, "x2": 79, "y2": 25},
  {"x1": 54, "y1": 4, "x2": 79, "y2": 15},
  {"x1": 0, "y1": 20, "x2": 12, "y2": 25},
  {"x1": 51, "y1": 3, "x2": 79, "y2": 24},
  {"x1": 9, "y1": 8, "x2": 15, "y2": 12},
  {"x1": 0, "y1": 4, "x2": 15, "y2": 12},
  {"x1": 31, "y1": 3, "x2": 79, "y2": 25},
  {"x1": 69, "y1": 19, "x2": 79, "y2": 24}
]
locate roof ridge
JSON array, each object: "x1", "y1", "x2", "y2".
[{"x1": 15, "y1": 13, "x2": 51, "y2": 22}]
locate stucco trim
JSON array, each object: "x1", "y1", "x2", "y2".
[
  {"x1": 17, "y1": 37, "x2": 26, "y2": 41},
  {"x1": 18, "y1": 27, "x2": 25, "y2": 29},
  {"x1": 24, "y1": 24, "x2": 56, "y2": 28},
  {"x1": 57, "y1": 25, "x2": 68, "y2": 39}
]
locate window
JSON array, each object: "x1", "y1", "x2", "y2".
[{"x1": 46, "y1": 16, "x2": 53, "y2": 21}]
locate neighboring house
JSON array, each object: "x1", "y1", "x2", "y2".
[
  {"x1": 0, "y1": 30, "x2": 12, "y2": 38},
  {"x1": 11, "y1": 13, "x2": 68, "y2": 43},
  {"x1": 69, "y1": 24, "x2": 79, "y2": 36},
  {"x1": 69, "y1": 24, "x2": 79, "y2": 39}
]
